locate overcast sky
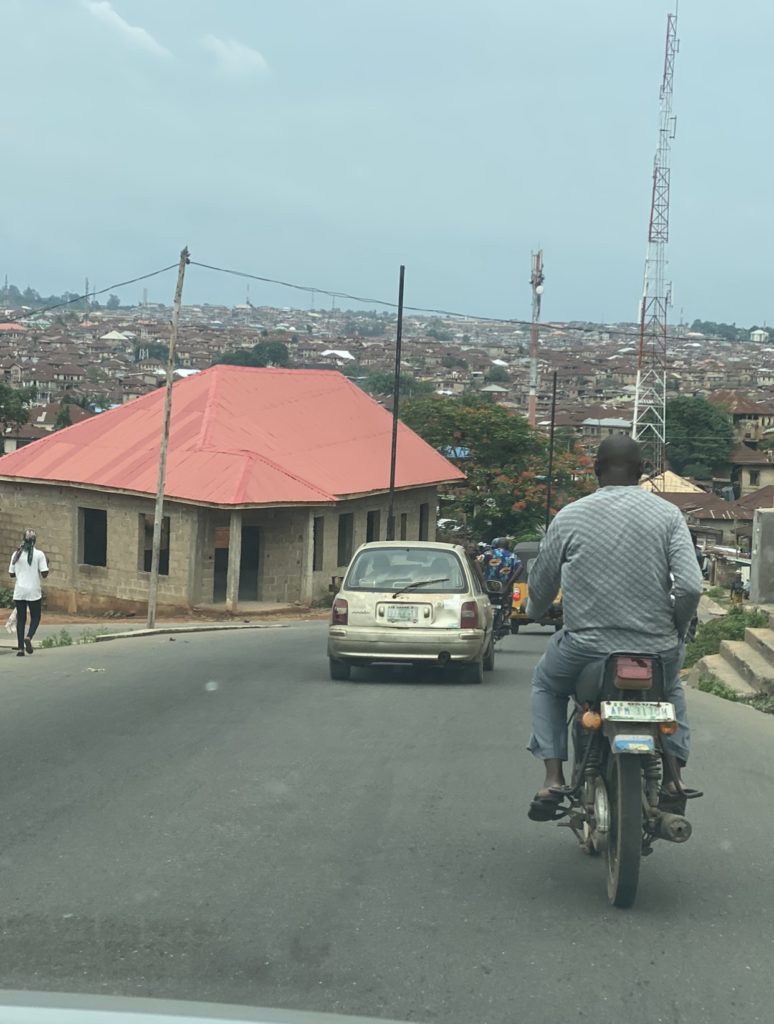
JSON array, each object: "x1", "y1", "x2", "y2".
[{"x1": 4, "y1": 0, "x2": 773, "y2": 325}]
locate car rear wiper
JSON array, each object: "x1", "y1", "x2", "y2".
[{"x1": 392, "y1": 578, "x2": 449, "y2": 598}]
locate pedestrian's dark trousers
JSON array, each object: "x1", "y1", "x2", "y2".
[{"x1": 15, "y1": 599, "x2": 42, "y2": 650}]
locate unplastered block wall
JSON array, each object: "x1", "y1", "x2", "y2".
[
  {"x1": 310, "y1": 486, "x2": 438, "y2": 598},
  {"x1": 248, "y1": 507, "x2": 309, "y2": 603},
  {"x1": 0, "y1": 482, "x2": 197, "y2": 612}
]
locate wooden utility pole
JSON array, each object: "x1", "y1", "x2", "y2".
[
  {"x1": 386, "y1": 265, "x2": 406, "y2": 541},
  {"x1": 147, "y1": 246, "x2": 189, "y2": 629}
]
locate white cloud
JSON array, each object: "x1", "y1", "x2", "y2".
[
  {"x1": 82, "y1": 0, "x2": 171, "y2": 58},
  {"x1": 201, "y1": 35, "x2": 269, "y2": 77}
]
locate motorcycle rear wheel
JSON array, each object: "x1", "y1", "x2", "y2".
[{"x1": 606, "y1": 755, "x2": 642, "y2": 908}]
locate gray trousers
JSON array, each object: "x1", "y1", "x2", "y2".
[{"x1": 527, "y1": 630, "x2": 690, "y2": 765}]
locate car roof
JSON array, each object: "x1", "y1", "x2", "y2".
[{"x1": 352, "y1": 541, "x2": 465, "y2": 554}]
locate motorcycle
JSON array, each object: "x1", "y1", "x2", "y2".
[
  {"x1": 547, "y1": 651, "x2": 701, "y2": 908},
  {"x1": 485, "y1": 577, "x2": 514, "y2": 643}
]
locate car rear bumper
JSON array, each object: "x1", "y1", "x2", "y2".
[{"x1": 328, "y1": 626, "x2": 487, "y2": 663}]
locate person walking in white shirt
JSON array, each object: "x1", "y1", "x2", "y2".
[{"x1": 8, "y1": 529, "x2": 49, "y2": 657}]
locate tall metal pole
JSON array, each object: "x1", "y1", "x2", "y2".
[
  {"x1": 632, "y1": 11, "x2": 679, "y2": 487},
  {"x1": 147, "y1": 246, "x2": 189, "y2": 628},
  {"x1": 528, "y1": 250, "x2": 544, "y2": 428},
  {"x1": 545, "y1": 370, "x2": 558, "y2": 531},
  {"x1": 386, "y1": 265, "x2": 406, "y2": 541}
]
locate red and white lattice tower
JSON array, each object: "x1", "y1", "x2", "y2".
[{"x1": 632, "y1": 11, "x2": 679, "y2": 484}]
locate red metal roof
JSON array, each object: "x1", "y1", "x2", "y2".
[{"x1": 0, "y1": 366, "x2": 464, "y2": 507}]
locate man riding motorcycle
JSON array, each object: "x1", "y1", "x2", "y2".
[
  {"x1": 479, "y1": 538, "x2": 522, "y2": 638},
  {"x1": 524, "y1": 436, "x2": 703, "y2": 822}
]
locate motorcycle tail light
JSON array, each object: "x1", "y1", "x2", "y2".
[
  {"x1": 614, "y1": 655, "x2": 653, "y2": 690},
  {"x1": 332, "y1": 597, "x2": 348, "y2": 625},
  {"x1": 659, "y1": 720, "x2": 678, "y2": 735},
  {"x1": 512, "y1": 585, "x2": 521, "y2": 600},
  {"x1": 461, "y1": 601, "x2": 479, "y2": 628}
]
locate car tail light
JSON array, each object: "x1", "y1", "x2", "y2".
[
  {"x1": 461, "y1": 601, "x2": 479, "y2": 628},
  {"x1": 512, "y1": 585, "x2": 521, "y2": 600},
  {"x1": 332, "y1": 598, "x2": 348, "y2": 625}
]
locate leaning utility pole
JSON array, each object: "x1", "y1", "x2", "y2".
[
  {"x1": 528, "y1": 250, "x2": 544, "y2": 428},
  {"x1": 386, "y1": 265, "x2": 406, "y2": 541},
  {"x1": 147, "y1": 246, "x2": 189, "y2": 629},
  {"x1": 632, "y1": 11, "x2": 679, "y2": 485}
]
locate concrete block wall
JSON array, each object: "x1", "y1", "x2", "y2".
[
  {"x1": 251, "y1": 508, "x2": 309, "y2": 603},
  {"x1": 0, "y1": 482, "x2": 440, "y2": 611},
  {"x1": 195, "y1": 507, "x2": 312, "y2": 605},
  {"x1": 0, "y1": 482, "x2": 197, "y2": 614},
  {"x1": 309, "y1": 486, "x2": 438, "y2": 600}
]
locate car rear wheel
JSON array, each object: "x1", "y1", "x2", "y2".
[
  {"x1": 329, "y1": 657, "x2": 351, "y2": 681},
  {"x1": 458, "y1": 657, "x2": 484, "y2": 685},
  {"x1": 483, "y1": 635, "x2": 495, "y2": 672}
]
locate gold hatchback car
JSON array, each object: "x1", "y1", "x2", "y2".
[{"x1": 327, "y1": 541, "x2": 495, "y2": 684}]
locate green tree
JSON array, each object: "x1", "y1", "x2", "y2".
[
  {"x1": 361, "y1": 372, "x2": 433, "y2": 398},
  {"x1": 401, "y1": 394, "x2": 594, "y2": 538},
  {"x1": 426, "y1": 324, "x2": 453, "y2": 341},
  {"x1": 665, "y1": 397, "x2": 735, "y2": 475},
  {"x1": 106, "y1": 294, "x2": 121, "y2": 310},
  {"x1": 0, "y1": 384, "x2": 35, "y2": 432},
  {"x1": 54, "y1": 404, "x2": 73, "y2": 430},
  {"x1": 63, "y1": 393, "x2": 109, "y2": 412},
  {"x1": 215, "y1": 340, "x2": 290, "y2": 368},
  {"x1": 441, "y1": 354, "x2": 468, "y2": 370},
  {"x1": 135, "y1": 341, "x2": 168, "y2": 362},
  {"x1": 485, "y1": 365, "x2": 510, "y2": 383}
]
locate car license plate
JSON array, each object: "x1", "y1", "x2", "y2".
[
  {"x1": 601, "y1": 700, "x2": 676, "y2": 723},
  {"x1": 386, "y1": 604, "x2": 418, "y2": 623}
]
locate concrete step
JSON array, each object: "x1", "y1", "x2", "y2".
[
  {"x1": 745, "y1": 628, "x2": 774, "y2": 669},
  {"x1": 718, "y1": 640, "x2": 774, "y2": 695},
  {"x1": 686, "y1": 654, "x2": 758, "y2": 698}
]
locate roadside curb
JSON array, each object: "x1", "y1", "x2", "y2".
[
  {"x1": 700, "y1": 595, "x2": 727, "y2": 618},
  {"x1": 93, "y1": 623, "x2": 292, "y2": 642}
]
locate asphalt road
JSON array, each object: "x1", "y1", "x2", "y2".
[{"x1": 1, "y1": 624, "x2": 773, "y2": 1024}]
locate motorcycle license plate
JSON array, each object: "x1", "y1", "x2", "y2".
[{"x1": 601, "y1": 700, "x2": 676, "y2": 723}]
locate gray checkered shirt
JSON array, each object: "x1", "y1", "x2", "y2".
[{"x1": 526, "y1": 485, "x2": 703, "y2": 652}]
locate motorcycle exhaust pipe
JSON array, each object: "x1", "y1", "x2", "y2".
[{"x1": 655, "y1": 812, "x2": 692, "y2": 843}]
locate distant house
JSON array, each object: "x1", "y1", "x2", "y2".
[
  {"x1": 750, "y1": 328, "x2": 769, "y2": 344},
  {"x1": 580, "y1": 416, "x2": 631, "y2": 441},
  {"x1": 729, "y1": 442, "x2": 774, "y2": 497},
  {"x1": 0, "y1": 366, "x2": 463, "y2": 615}
]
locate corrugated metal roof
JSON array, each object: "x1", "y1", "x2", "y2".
[{"x1": 0, "y1": 366, "x2": 464, "y2": 507}]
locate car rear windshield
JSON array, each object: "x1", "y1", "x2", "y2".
[{"x1": 345, "y1": 547, "x2": 467, "y2": 593}]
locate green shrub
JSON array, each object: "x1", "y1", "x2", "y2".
[
  {"x1": 746, "y1": 694, "x2": 774, "y2": 715},
  {"x1": 77, "y1": 629, "x2": 108, "y2": 644},
  {"x1": 697, "y1": 671, "x2": 739, "y2": 702},
  {"x1": 706, "y1": 586, "x2": 726, "y2": 599},
  {"x1": 0, "y1": 588, "x2": 14, "y2": 608},
  {"x1": 684, "y1": 607, "x2": 769, "y2": 668},
  {"x1": 40, "y1": 629, "x2": 74, "y2": 649}
]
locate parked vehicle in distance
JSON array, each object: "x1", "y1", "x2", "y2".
[
  {"x1": 510, "y1": 540, "x2": 563, "y2": 633},
  {"x1": 327, "y1": 541, "x2": 495, "y2": 684},
  {"x1": 436, "y1": 517, "x2": 464, "y2": 533}
]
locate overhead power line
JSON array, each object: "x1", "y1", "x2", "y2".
[
  {"x1": 190, "y1": 260, "x2": 536, "y2": 327},
  {"x1": 1, "y1": 263, "x2": 179, "y2": 324}
]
